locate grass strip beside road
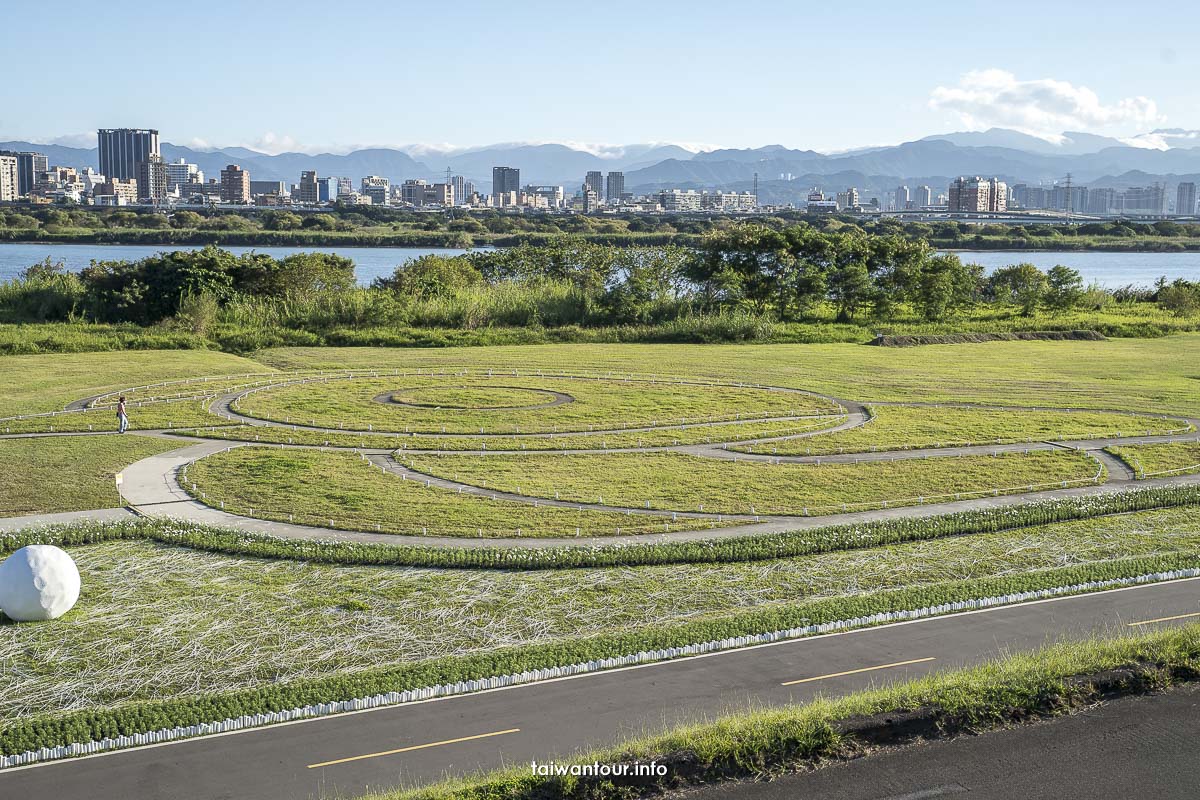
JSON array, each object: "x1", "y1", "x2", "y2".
[
  {"x1": 372, "y1": 625, "x2": 1200, "y2": 800},
  {"x1": 1108, "y1": 442, "x2": 1200, "y2": 479}
]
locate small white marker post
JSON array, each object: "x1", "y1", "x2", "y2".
[{"x1": 115, "y1": 471, "x2": 124, "y2": 505}]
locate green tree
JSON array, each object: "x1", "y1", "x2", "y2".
[
  {"x1": 1044, "y1": 265, "x2": 1084, "y2": 311},
  {"x1": 990, "y1": 263, "x2": 1049, "y2": 316}
]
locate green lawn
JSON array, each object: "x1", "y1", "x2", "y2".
[
  {"x1": 253, "y1": 336, "x2": 1200, "y2": 418},
  {"x1": 5, "y1": 505, "x2": 1199, "y2": 722},
  {"x1": 735, "y1": 405, "x2": 1188, "y2": 456},
  {"x1": 0, "y1": 399, "x2": 236, "y2": 434},
  {"x1": 1108, "y1": 442, "x2": 1200, "y2": 478},
  {"x1": 188, "y1": 415, "x2": 845, "y2": 451},
  {"x1": 0, "y1": 349, "x2": 265, "y2": 417},
  {"x1": 234, "y1": 374, "x2": 833, "y2": 434},
  {"x1": 406, "y1": 449, "x2": 1102, "y2": 515},
  {"x1": 185, "y1": 447, "x2": 718, "y2": 537},
  {"x1": 0, "y1": 435, "x2": 185, "y2": 516}
]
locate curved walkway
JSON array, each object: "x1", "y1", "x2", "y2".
[
  {"x1": 372, "y1": 387, "x2": 575, "y2": 411},
  {"x1": 4, "y1": 375, "x2": 1200, "y2": 550}
]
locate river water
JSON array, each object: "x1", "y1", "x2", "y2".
[{"x1": 0, "y1": 243, "x2": 1197, "y2": 288}]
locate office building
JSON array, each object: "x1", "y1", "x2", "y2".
[
  {"x1": 0, "y1": 151, "x2": 49, "y2": 197},
  {"x1": 1177, "y1": 182, "x2": 1197, "y2": 216},
  {"x1": 0, "y1": 154, "x2": 17, "y2": 202},
  {"x1": 894, "y1": 185, "x2": 909, "y2": 211},
  {"x1": 360, "y1": 175, "x2": 390, "y2": 205},
  {"x1": 581, "y1": 182, "x2": 600, "y2": 212},
  {"x1": 318, "y1": 177, "x2": 339, "y2": 202},
  {"x1": 835, "y1": 187, "x2": 860, "y2": 211},
  {"x1": 658, "y1": 189, "x2": 703, "y2": 212},
  {"x1": 400, "y1": 179, "x2": 453, "y2": 206},
  {"x1": 97, "y1": 128, "x2": 159, "y2": 182},
  {"x1": 94, "y1": 178, "x2": 140, "y2": 203},
  {"x1": 948, "y1": 176, "x2": 1007, "y2": 213},
  {"x1": 492, "y1": 166, "x2": 520, "y2": 202},
  {"x1": 220, "y1": 164, "x2": 250, "y2": 203},
  {"x1": 296, "y1": 171, "x2": 320, "y2": 204},
  {"x1": 137, "y1": 154, "x2": 169, "y2": 202},
  {"x1": 165, "y1": 158, "x2": 202, "y2": 190},
  {"x1": 584, "y1": 170, "x2": 603, "y2": 200},
  {"x1": 605, "y1": 171, "x2": 624, "y2": 203},
  {"x1": 525, "y1": 185, "x2": 564, "y2": 208},
  {"x1": 249, "y1": 180, "x2": 285, "y2": 197}
]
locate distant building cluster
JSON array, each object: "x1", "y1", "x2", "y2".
[{"x1": 4, "y1": 126, "x2": 1196, "y2": 219}]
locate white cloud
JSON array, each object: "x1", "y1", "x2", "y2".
[{"x1": 929, "y1": 69, "x2": 1163, "y2": 139}]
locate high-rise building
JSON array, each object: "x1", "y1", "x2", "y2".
[
  {"x1": 948, "y1": 176, "x2": 1007, "y2": 213},
  {"x1": 137, "y1": 154, "x2": 169, "y2": 202},
  {"x1": 492, "y1": 166, "x2": 520, "y2": 202},
  {"x1": 400, "y1": 180, "x2": 452, "y2": 206},
  {"x1": 220, "y1": 164, "x2": 250, "y2": 204},
  {"x1": 585, "y1": 170, "x2": 603, "y2": 200},
  {"x1": 581, "y1": 182, "x2": 600, "y2": 213},
  {"x1": 1176, "y1": 182, "x2": 1197, "y2": 217},
  {"x1": 318, "y1": 177, "x2": 339, "y2": 202},
  {"x1": 0, "y1": 154, "x2": 18, "y2": 202},
  {"x1": 450, "y1": 175, "x2": 465, "y2": 205},
  {"x1": 165, "y1": 158, "x2": 202, "y2": 190},
  {"x1": 1086, "y1": 187, "x2": 1117, "y2": 215},
  {"x1": 361, "y1": 175, "x2": 390, "y2": 205},
  {"x1": 1118, "y1": 185, "x2": 1167, "y2": 216},
  {"x1": 914, "y1": 185, "x2": 933, "y2": 207},
  {"x1": 894, "y1": 185, "x2": 909, "y2": 211},
  {"x1": 0, "y1": 151, "x2": 49, "y2": 197},
  {"x1": 605, "y1": 171, "x2": 624, "y2": 202},
  {"x1": 835, "y1": 187, "x2": 860, "y2": 211},
  {"x1": 296, "y1": 171, "x2": 320, "y2": 204},
  {"x1": 97, "y1": 128, "x2": 159, "y2": 182}
]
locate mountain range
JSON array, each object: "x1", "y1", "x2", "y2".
[{"x1": 4, "y1": 128, "x2": 1200, "y2": 203}]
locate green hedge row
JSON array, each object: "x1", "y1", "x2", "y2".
[
  {"x1": 5, "y1": 483, "x2": 1200, "y2": 570},
  {"x1": 2, "y1": 551, "x2": 1197, "y2": 757}
]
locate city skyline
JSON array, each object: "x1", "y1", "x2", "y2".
[{"x1": 2, "y1": 1, "x2": 1198, "y2": 154}]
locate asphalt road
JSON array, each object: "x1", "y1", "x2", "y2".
[
  {"x1": 685, "y1": 683, "x2": 1200, "y2": 800},
  {"x1": 2, "y1": 578, "x2": 1198, "y2": 800}
]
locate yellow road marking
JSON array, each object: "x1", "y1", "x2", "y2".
[
  {"x1": 782, "y1": 657, "x2": 937, "y2": 686},
  {"x1": 1127, "y1": 611, "x2": 1200, "y2": 627},
  {"x1": 306, "y1": 727, "x2": 521, "y2": 769}
]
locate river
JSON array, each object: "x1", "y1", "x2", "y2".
[{"x1": 0, "y1": 243, "x2": 1198, "y2": 289}]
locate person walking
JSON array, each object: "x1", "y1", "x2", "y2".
[{"x1": 117, "y1": 396, "x2": 129, "y2": 434}]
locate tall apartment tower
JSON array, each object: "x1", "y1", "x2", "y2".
[
  {"x1": 450, "y1": 174, "x2": 466, "y2": 205},
  {"x1": 0, "y1": 151, "x2": 49, "y2": 196},
  {"x1": 585, "y1": 170, "x2": 603, "y2": 199},
  {"x1": 97, "y1": 128, "x2": 159, "y2": 181},
  {"x1": 948, "y1": 176, "x2": 1007, "y2": 213},
  {"x1": 296, "y1": 171, "x2": 320, "y2": 204},
  {"x1": 137, "y1": 154, "x2": 169, "y2": 202},
  {"x1": 1177, "y1": 182, "x2": 1197, "y2": 217},
  {"x1": 0, "y1": 154, "x2": 17, "y2": 202},
  {"x1": 605, "y1": 171, "x2": 625, "y2": 202},
  {"x1": 220, "y1": 164, "x2": 250, "y2": 204},
  {"x1": 914, "y1": 185, "x2": 932, "y2": 207},
  {"x1": 894, "y1": 185, "x2": 909, "y2": 211},
  {"x1": 492, "y1": 166, "x2": 520, "y2": 197}
]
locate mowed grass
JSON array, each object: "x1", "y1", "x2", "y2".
[
  {"x1": 0, "y1": 435, "x2": 185, "y2": 516},
  {"x1": 234, "y1": 375, "x2": 833, "y2": 434},
  {"x1": 252, "y1": 336, "x2": 1200, "y2": 418},
  {"x1": 406, "y1": 450, "x2": 1102, "y2": 515},
  {"x1": 186, "y1": 415, "x2": 846, "y2": 451},
  {"x1": 6, "y1": 505, "x2": 1200, "y2": 720},
  {"x1": 0, "y1": 399, "x2": 236, "y2": 434},
  {"x1": 1108, "y1": 442, "x2": 1200, "y2": 478},
  {"x1": 0, "y1": 349, "x2": 264, "y2": 417},
  {"x1": 186, "y1": 447, "x2": 718, "y2": 537},
  {"x1": 736, "y1": 406, "x2": 1189, "y2": 456}
]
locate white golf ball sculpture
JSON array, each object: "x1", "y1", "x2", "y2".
[{"x1": 0, "y1": 545, "x2": 80, "y2": 622}]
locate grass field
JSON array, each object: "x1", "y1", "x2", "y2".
[
  {"x1": 734, "y1": 406, "x2": 1189, "y2": 456},
  {"x1": 187, "y1": 415, "x2": 845, "y2": 451},
  {"x1": 233, "y1": 374, "x2": 834, "y2": 434},
  {"x1": 0, "y1": 350, "x2": 265, "y2": 417},
  {"x1": 405, "y1": 449, "x2": 1102, "y2": 515},
  {"x1": 185, "y1": 447, "x2": 718, "y2": 537},
  {"x1": 0, "y1": 399, "x2": 236, "y2": 434},
  {"x1": 252, "y1": 336, "x2": 1200, "y2": 418},
  {"x1": 5, "y1": 505, "x2": 1199, "y2": 721},
  {"x1": 0, "y1": 435, "x2": 185, "y2": 516},
  {"x1": 1108, "y1": 442, "x2": 1200, "y2": 478}
]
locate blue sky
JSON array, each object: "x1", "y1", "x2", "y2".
[{"x1": 3, "y1": 0, "x2": 1198, "y2": 153}]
